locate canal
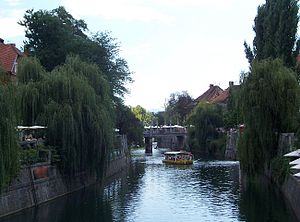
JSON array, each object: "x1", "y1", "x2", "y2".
[{"x1": 0, "y1": 148, "x2": 296, "y2": 222}]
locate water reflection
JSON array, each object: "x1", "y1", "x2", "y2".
[
  {"x1": 0, "y1": 148, "x2": 295, "y2": 222},
  {"x1": 239, "y1": 178, "x2": 295, "y2": 222}
]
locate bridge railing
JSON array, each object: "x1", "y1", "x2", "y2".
[{"x1": 143, "y1": 125, "x2": 187, "y2": 136}]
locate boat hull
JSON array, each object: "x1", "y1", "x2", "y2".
[{"x1": 162, "y1": 159, "x2": 193, "y2": 165}]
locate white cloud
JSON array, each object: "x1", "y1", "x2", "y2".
[
  {"x1": 63, "y1": 0, "x2": 175, "y2": 24},
  {"x1": 0, "y1": 9, "x2": 24, "y2": 38},
  {"x1": 150, "y1": 0, "x2": 235, "y2": 9}
]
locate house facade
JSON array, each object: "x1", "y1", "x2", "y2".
[{"x1": 0, "y1": 38, "x2": 24, "y2": 82}]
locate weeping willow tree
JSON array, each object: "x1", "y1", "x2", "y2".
[
  {"x1": 187, "y1": 102, "x2": 224, "y2": 155},
  {"x1": 0, "y1": 68, "x2": 19, "y2": 191},
  {"x1": 17, "y1": 57, "x2": 45, "y2": 125},
  {"x1": 239, "y1": 59, "x2": 300, "y2": 176},
  {"x1": 18, "y1": 56, "x2": 114, "y2": 177}
]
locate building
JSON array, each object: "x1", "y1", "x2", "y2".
[
  {"x1": 194, "y1": 82, "x2": 239, "y2": 108},
  {"x1": 211, "y1": 81, "x2": 240, "y2": 107},
  {"x1": 0, "y1": 38, "x2": 24, "y2": 82},
  {"x1": 194, "y1": 84, "x2": 224, "y2": 104}
]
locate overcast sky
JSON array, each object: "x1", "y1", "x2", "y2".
[{"x1": 1, "y1": 0, "x2": 266, "y2": 111}]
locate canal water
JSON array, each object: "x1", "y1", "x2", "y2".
[{"x1": 0, "y1": 148, "x2": 296, "y2": 222}]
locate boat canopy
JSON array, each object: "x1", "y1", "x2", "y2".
[
  {"x1": 164, "y1": 151, "x2": 192, "y2": 155},
  {"x1": 17, "y1": 126, "x2": 47, "y2": 130}
]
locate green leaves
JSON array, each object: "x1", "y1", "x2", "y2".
[
  {"x1": 131, "y1": 105, "x2": 154, "y2": 126},
  {"x1": 19, "y1": 7, "x2": 132, "y2": 101},
  {"x1": 187, "y1": 102, "x2": 224, "y2": 153},
  {"x1": 18, "y1": 56, "x2": 114, "y2": 177},
  {"x1": 165, "y1": 91, "x2": 194, "y2": 125},
  {"x1": 245, "y1": 0, "x2": 299, "y2": 67},
  {"x1": 0, "y1": 70, "x2": 19, "y2": 192},
  {"x1": 239, "y1": 59, "x2": 300, "y2": 176}
]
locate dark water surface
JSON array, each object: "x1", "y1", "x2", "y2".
[{"x1": 0, "y1": 148, "x2": 296, "y2": 222}]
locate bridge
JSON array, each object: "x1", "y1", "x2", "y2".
[{"x1": 143, "y1": 125, "x2": 188, "y2": 153}]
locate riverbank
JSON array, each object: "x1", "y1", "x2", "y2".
[{"x1": 0, "y1": 136, "x2": 130, "y2": 218}]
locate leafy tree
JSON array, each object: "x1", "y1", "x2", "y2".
[
  {"x1": 223, "y1": 87, "x2": 242, "y2": 129},
  {"x1": 153, "y1": 111, "x2": 165, "y2": 126},
  {"x1": 165, "y1": 91, "x2": 194, "y2": 125},
  {"x1": 19, "y1": 7, "x2": 132, "y2": 100},
  {"x1": 115, "y1": 103, "x2": 144, "y2": 146},
  {"x1": 244, "y1": 0, "x2": 300, "y2": 67},
  {"x1": 0, "y1": 68, "x2": 19, "y2": 192},
  {"x1": 238, "y1": 59, "x2": 300, "y2": 176},
  {"x1": 18, "y1": 56, "x2": 114, "y2": 177},
  {"x1": 19, "y1": 7, "x2": 87, "y2": 71},
  {"x1": 131, "y1": 105, "x2": 154, "y2": 126},
  {"x1": 91, "y1": 32, "x2": 132, "y2": 98},
  {"x1": 187, "y1": 102, "x2": 224, "y2": 155}
]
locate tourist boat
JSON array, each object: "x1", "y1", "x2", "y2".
[{"x1": 162, "y1": 151, "x2": 193, "y2": 165}]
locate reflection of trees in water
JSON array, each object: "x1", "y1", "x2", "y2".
[
  {"x1": 194, "y1": 163, "x2": 241, "y2": 217},
  {"x1": 238, "y1": 178, "x2": 295, "y2": 222},
  {"x1": 0, "y1": 185, "x2": 114, "y2": 222},
  {"x1": 1, "y1": 159, "x2": 294, "y2": 222},
  {"x1": 103, "y1": 161, "x2": 146, "y2": 221},
  {"x1": 0, "y1": 161, "x2": 146, "y2": 222}
]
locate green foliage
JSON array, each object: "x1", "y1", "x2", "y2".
[
  {"x1": 207, "y1": 134, "x2": 227, "y2": 159},
  {"x1": 131, "y1": 105, "x2": 154, "y2": 126},
  {"x1": 244, "y1": 0, "x2": 299, "y2": 67},
  {"x1": 238, "y1": 59, "x2": 300, "y2": 176},
  {"x1": 20, "y1": 148, "x2": 38, "y2": 165},
  {"x1": 187, "y1": 102, "x2": 224, "y2": 155},
  {"x1": 270, "y1": 156, "x2": 290, "y2": 184},
  {"x1": 18, "y1": 56, "x2": 114, "y2": 177},
  {"x1": 116, "y1": 103, "x2": 144, "y2": 146},
  {"x1": 223, "y1": 87, "x2": 242, "y2": 129},
  {"x1": 0, "y1": 66, "x2": 11, "y2": 84},
  {"x1": 165, "y1": 91, "x2": 194, "y2": 125},
  {"x1": 91, "y1": 32, "x2": 133, "y2": 98},
  {"x1": 17, "y1": 57, "x2": 45, "y2": 83},
  {"x1": 153, "y1": 111, "x2": 165, "y2": 126},
  {"x1": 0, "y1": 69, "x2": 20, "y2": 192},
  {"x1": 19, "y1": 7, "x2": 87, "y2": 71},
  {"x1": 19, "y1": 7, "x2": 132, "y2": 100}
]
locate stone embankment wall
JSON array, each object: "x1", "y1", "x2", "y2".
[
  {"x1": 225, "y1": 130, "x2": 238, "y2": 160},
  {"x1": 282, "y1": 175, "x2": 300, "y2": 221},
  {"x1": 279, "y1": 133, "x2": 300, "y2": 221},
  {"x1": 0, "y1": 135, "x2": 129, "y2": 218}
]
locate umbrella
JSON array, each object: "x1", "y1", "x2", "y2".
[
  {"x1": 293, "y1": 172, "x2": 300, "y2": 177},
  {"x1": 289, "y1": 158, "x2": 300, "y2": 165},
  {"x1": 291, "y1": 164, "x2": 300, "y2": 170},
  {"x1": 284, "y1": 149, "x2": 300, "y2": 157}
]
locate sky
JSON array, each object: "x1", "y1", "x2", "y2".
[{"x1": 0, "y1": 0, "x2": 266, "y2": 111}]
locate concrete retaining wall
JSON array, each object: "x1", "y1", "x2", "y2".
[
  {"x1": 225, "y1": 130, "x2": 238, "y2": 160},
  {"x1": 0, "y1": 135, "x2": 130, "y2": 218}
]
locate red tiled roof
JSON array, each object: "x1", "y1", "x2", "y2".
[
  {"x1": 211, "y1": 85, "x2": 240, "y2": 104},
  {"x1": 0, "y1": 43, "x2": 23, "y2": 74},
  {"x1": 211, "y1": 88, "x2": 229, "y2": 103},
  {"x1": 195, "y1": 85, "x2": 224, "y2": 103}
]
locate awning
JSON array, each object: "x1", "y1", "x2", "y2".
[
  {"x1": 291, "y1": 164, "x2": 300, "y2": 170},
  {"x1": 289, "y1": 158, "x2": 300, "y2": 165},
  {"x1": 17, "y1": 126, "x2": 47, "y2": 130},
  {"x1": 284, "y1": 149, "x2": 300, "y2": 157},
  {"x1": 293, "y1": 172, "x2": 300, "y2": 177}
]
